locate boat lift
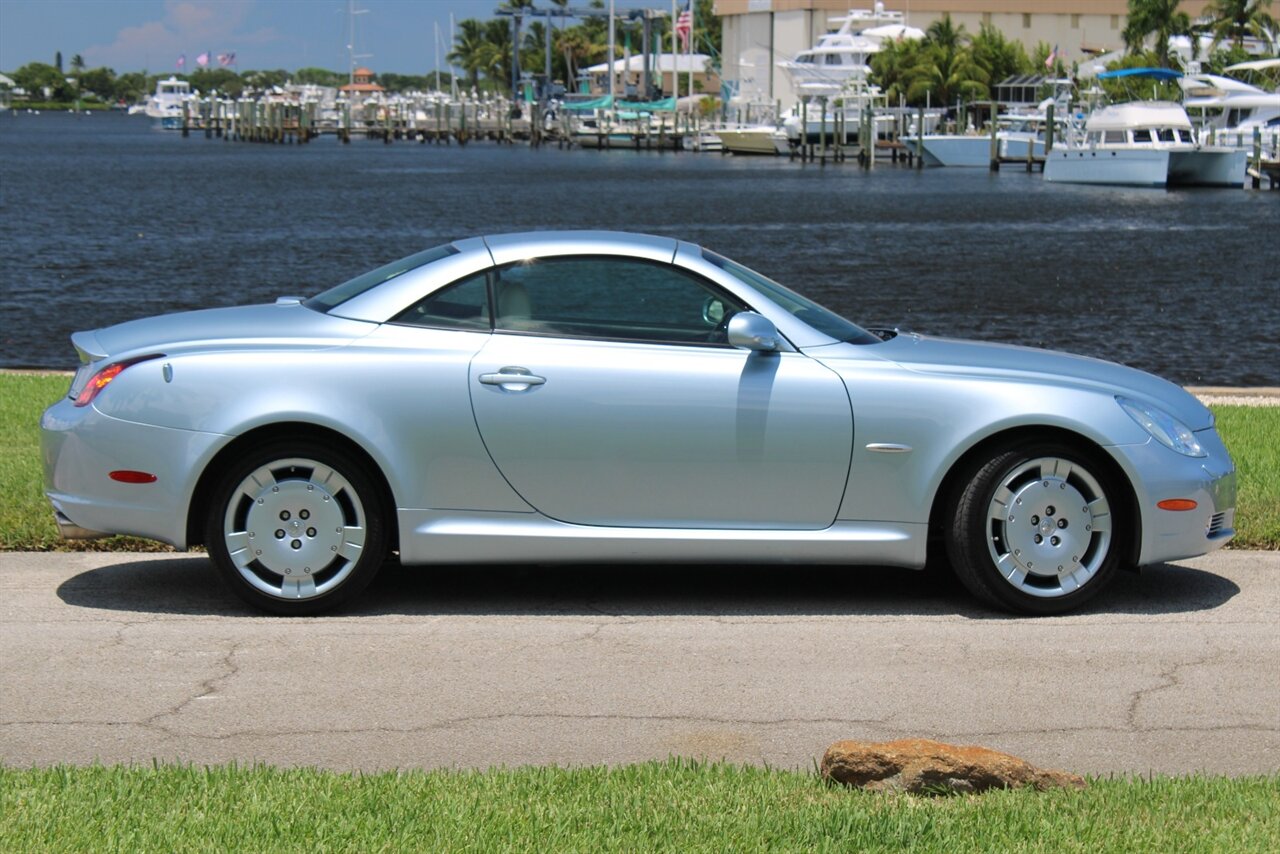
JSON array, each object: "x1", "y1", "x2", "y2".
[{"x1": 495, "y1": 4, "x2": 672, "y2": 110}]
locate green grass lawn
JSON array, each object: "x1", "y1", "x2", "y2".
[
  {"x1": 2, "y1": 762, "x2": 1277, "y2": 852},
  {"x1": 3, "y1": 374, "x2": 1277, "y2": 551}
]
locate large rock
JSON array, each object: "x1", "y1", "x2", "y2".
[{"x1": 821, "y1": 738, "x2": 1086, "y2": 795}]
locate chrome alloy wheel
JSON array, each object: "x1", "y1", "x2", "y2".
[
  {"x1": 222, "y1": 457, "x2": 366, "y2": 601},
  {"x1": 986, "y1": 457, "x2": 1112, "y2": 599}
]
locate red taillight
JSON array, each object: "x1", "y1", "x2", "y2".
[
  {"x1": 74, "y1": 355, "x2": 162, "y2": 407},
  {"x1": 110, "y1": 470, "x2": 157, "y2": 484}
]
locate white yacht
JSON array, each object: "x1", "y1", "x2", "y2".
[
  {"x1": 1044, "y1": 101, "x2": 1245, "y2": 187},
  {"x1": 714, "y1": 124, "x2": 791, "y2": 155},
  {"x1": 777, "y1": 3, "x2": 923, "y2": 100},
  {"x1": 144, "y1": 76, "x2": 196, "y2": 129},
  {"x1": 1179, "y1": 72, "x2": 1280, "y2": 148}
]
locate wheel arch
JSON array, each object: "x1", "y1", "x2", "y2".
[
  {"x1": 186, "y1": 422, "x2": 398, "y2": 551},
  {"x1": 925, "y1": 425, "x2": 1141, "y2": 568}
]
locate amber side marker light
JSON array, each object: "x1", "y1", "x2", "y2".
[
  {"x1": 74, "y1": 354, "x2": 164, "y2": 407},
  {"x1": 110, "y1": 470, "x2": 158, "y2": 484},
  {"x1": 1157, "y1": 499, "x2": 1198, "y2": 511}
]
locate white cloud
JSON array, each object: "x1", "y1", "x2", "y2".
[{"x1": 83, "y1": 0, "x2": 279, "y2": 71}]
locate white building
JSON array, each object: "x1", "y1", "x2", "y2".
[
  {"x1": 715, "y1": 0, "x2": 1215, "y2": 109},
  {"x1": 585, "y1": 53, "x2": 721, "y2": 97}
]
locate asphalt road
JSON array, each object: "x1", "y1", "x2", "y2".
[{"x1": 2, "y1": 550, "x2": 1277, "y2": 776}]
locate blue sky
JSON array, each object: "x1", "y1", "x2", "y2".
[{"x1": 0, "y1": 0, "x2": 546, "y2": 75}]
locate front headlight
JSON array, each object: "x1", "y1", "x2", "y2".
[{"x1": 1116, "y1": 396, "x2": 1205, "y2": 457}]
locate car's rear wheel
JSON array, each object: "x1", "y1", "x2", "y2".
[
  {"x1": 947, "y1": 441, "x2": 1123, "y2": 615},
  {"x1": 204, "y1": 441, "x2": 387, "y2": 615}
]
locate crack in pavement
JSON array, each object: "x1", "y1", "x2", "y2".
[
  {"x1": 1124, "y1": 646, "x2": 1230, "y2": 730},
  {"x1": 139, "y1": 640, "x2": 244, "y2": 729}
]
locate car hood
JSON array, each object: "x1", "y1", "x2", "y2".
[
  {"x1": 839, "y1": 333, "x2": 1214, "y2": 430},
  {"x1": 85, "y1": 303, "x2": 377, "y2": 360}
]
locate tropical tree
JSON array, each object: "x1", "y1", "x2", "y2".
[
  {"x1": 1204, "y1": 0, "x2": 1276, "y2": 48},
  {"x1": 869, "y1": 37, "x2": 928, "y2": 104},
  {"x1": 555, "y1": 26, "x2": 605, "y2": 87},
  {"x1": 926, "y1": 14, "x2": 967, "y2": 53},
  {"x1": 294, "y1": 67, "x2": 345, "y2": 86},
  {"x1": 449, "y1": 19, "x2": 489, "y2": 90},
  {"x1": 907, "y1": 40, "x2": 989, "y2": 106},
  {"x1": 12, "y1": 61, "x2": 72, "y2": 101},
  {"x1": 480, "y1": 18, "x2": 515, "y2": 92},
  {"x1": 189, "y1": 67, "x2": 242, "y2": 95},
  {"x1": 78, "y1": 67, "x2": 116, "y2": 100},
  {"x1": 695, "y1": 0, "x2": 722, "y2": 58},
  {"x1": 1123, "y1": 0, "x2": 1192, "y2": 67},
  {"x1": 971, "y1": 23, "x2": 1032, "y2": 86},
  {"x1": 112, "y1": 71, "x2": 148, "y2": 103}
]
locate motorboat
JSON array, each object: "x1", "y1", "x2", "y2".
[
  {"x1": 777, "y1": 2, "x2": 923, "y2": 100},
  {"x1": 714, "y1": 124, "x2": 791, "y2": 155},
  {"x1": 684, "y1": 130, "x2": 723, "y2": 152},
  {"x1": 1044, "y1": 101, "x2": 1246, "y2": 187},
  {"x1": 1179, "y1": 71, "x2": 1280, "y2": 149},
  {"x1": 905, "y1": 111, "x2": 1067, "y2": 167},
  {"x1": 144, "y1": 76, "x2": 196, "y2": 129}
]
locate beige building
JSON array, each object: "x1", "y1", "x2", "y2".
[{"x1": 714, "y1": 1, "x2": 1213, "y2": 107}]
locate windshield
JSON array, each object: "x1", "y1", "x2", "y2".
[
  {"x1": 304, "y1": 243, "x2": 459, "y2": 312},
  {"x1": 701, "y1": 249, "x2": 880, "y2": 345}
]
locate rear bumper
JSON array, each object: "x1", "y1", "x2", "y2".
[
  {"x1": 41, "y1": 397, "x2": 227, "y2": 549},
  {"x1": 52, "y1": 508, "x2": 108, "y2": 540}
]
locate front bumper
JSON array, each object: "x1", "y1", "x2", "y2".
[
  {"x1": 41, "y1": 397, "x2": 227, "y2": 548},
  {"x1": 1115, "y1": 426, "x2": 1236, "y2": 566}
]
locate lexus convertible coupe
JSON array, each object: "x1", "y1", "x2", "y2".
[{"x1": 42, "y1": 232, "x2": 1236, "y2": 615}]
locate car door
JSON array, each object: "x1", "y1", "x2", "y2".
[{"x1": 468, "y1": 255, "x2": 853, "y2": 530}]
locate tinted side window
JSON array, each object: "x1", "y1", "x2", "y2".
[
  {"x1": 391, "y1": 272, "x2": 490, "y2": 331},
  {"x1": 305, "y1": 244, "x2": 458, "y2": 312},
  {"x1": 493, "y1": 257, "x2": 746, "y2": 346}
]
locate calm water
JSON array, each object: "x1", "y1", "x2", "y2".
[{"x1": 1, "y1": 111, "x2": 1276, "y2": 384}]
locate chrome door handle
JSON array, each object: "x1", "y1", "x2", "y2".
[{"x1": 479, "y1": 367, "x2": 546, "y2": 389}]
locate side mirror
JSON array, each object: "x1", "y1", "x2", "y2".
[{"x1": 726, "y1": 312, "x2": 780, "y2": 352}]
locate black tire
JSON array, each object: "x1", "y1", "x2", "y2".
[
  {"x1": 946, "y1": 440, "x2": 1125, "y2": 615},
  {"x1": 204, "y1": 439, "x2": 388, "y2": 615}
]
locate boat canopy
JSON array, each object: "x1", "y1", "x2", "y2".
[
  {"x1": 1097, "y1": 67, "x2": 1183, "y2": 81},
  {"x1": 1225, "y1": 58, "x2": 1280, "y2": 73},
  {"x1": 1084, "y1": 101, "x2": 1192, "y2": 131},
  {"x1": 562, "y1": 95, "x2": 677, "y2": 113}
]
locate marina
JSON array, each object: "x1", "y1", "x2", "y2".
[{"x1": 1, "y1": 110, "x2": 1277, "y2": 387}]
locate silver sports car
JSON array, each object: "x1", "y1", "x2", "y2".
[{"x1": 41, "y1": 231, "x2": 1236, "y2": 615}]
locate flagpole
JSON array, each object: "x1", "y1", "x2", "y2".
[
  {"x1": 671, "y1": 0, "x2": 676, "y2": 100},
  {"x1": 450, "y1": 13, "x2": 458, "y2": 99},
  {"x1": 687, "y1": 1, "x2": 693, "y2": 106},
  {"x1": 608, "y1": 0, "x2": 616, "y2": 105}
]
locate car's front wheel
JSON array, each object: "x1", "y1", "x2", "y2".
[
  {"x1": 947, "y1": 441, "x2": 1124, "y2": 615},
  {"x1": 205, "y1": 441, "x2": 388, "y2": 615}
]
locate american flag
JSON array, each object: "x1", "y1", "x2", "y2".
[
  {"x1": 196, "y1": 52, "x2": 210, "y2": 68},
  {"x1": 218, "y1": 52, "x2": 236, "y2": 67},
  {"x1": 675, "y1": 2, "x2": 692, "y2": 50}
]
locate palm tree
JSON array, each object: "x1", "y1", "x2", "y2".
[
  {"x1": 926, "y1": 14, "x2": 968, "y2": 53},
  {"x1": 481, "y1": 19, "x2": 515, "y2": 92},
  {"x1": 448, "y1": 19, "x2": 488, "y2": 91},
  {"x1": 557, "y1": 25, "x2": 608, "y2": 87},
  {"x1": 970, "y1": 23, "x2": 1031, "y2": 85},
  {"x1": 1123, "y1": 0, "x2": 1192, "y2": 67},
  {"x1": 1204, "y1": 0, "x2": 1276, "y2": 49},
  {"x1": 869, "y1": 37, "x2": 927, "y2": 104},
  {"x1": 907, "y1": 41, "x2": 989, "y2": 106}
]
